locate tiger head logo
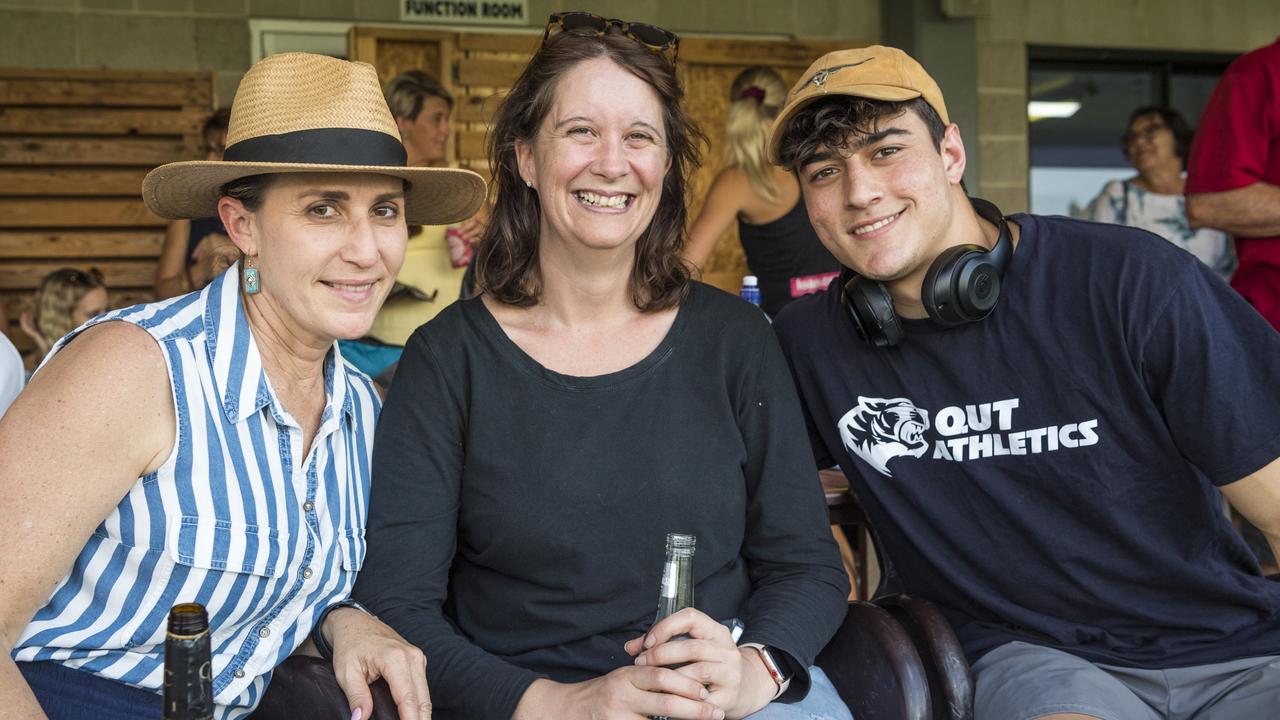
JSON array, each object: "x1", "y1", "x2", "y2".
[{"x1": 838, "y1": 396, "x2": 931, "y2": 477}]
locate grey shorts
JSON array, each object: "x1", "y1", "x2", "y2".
[{"x1": 973, "y1": 641, "x2": 1280, "y2": 719}]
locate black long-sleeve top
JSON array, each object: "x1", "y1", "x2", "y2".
[{"x1": 354, "y1": 282, "x2": 849, "y2": 720}]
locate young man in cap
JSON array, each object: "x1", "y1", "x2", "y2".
[{"x1": 769, "y1": 45, "x2": 1280, "y2": 719}]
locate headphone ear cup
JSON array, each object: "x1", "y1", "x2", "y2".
[
  {"x1": 922, "y1": 243, "x2": 1002, "y2": 326},
  {"x1": 842, "y1": 274, "x2": 904, "y2": 347}
]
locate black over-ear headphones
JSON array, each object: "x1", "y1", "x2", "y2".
[{"x1": 840, "y1": 197, "x2": 1012, "y2": 347}]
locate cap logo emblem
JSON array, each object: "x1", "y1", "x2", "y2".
[{"x1": 802, "y1": 59, "x2": 871, "y2": 93}]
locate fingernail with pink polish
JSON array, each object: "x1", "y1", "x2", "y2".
[{"x1": 350, "y1": 708, "x2": 362, "y2": 720}]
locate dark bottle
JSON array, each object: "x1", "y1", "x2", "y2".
[{"x1": 164, "y1": 602, "x2": 214, "y2": 720}]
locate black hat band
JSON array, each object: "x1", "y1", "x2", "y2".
[{"x1": 222, "y1": 128, "x2": 408, "y2": 167}]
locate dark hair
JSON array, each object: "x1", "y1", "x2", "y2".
[
  {"x1": 1123, "y1": 105, "x2": 1194, "y2": 164},
  {"x1": 220, "y1": 174, "x2": 275, "y2": 212},
  {"x1": 203, "y1": 107, "x2": 231, "y2": 137},
  {"x1": 776, "y1": 96, "x2": 947, "y2": 171},
  {"x1": 474, "y1": 29, "x2": 704, "y2": 311},
  {"x1": 384, "y1": 70, "x2": 455, "y2": 120}
]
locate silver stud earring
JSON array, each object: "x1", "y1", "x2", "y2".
[{"x1": 525, "y1": 179, "x2": 533, "y2": 188}]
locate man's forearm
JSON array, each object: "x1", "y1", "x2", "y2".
[{"x1": 1186, "y1": 181, "x2": 1280, "y2": 236}]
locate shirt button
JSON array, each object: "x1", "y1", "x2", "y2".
[
  {"x1": 303, "y1": 500, "x2": 314, "y2": 512},
  {"x1": 302, "y1": 566, "x2": 313, "y2": 579},
  {"x1": 234, "y1": 668, "x2": 245, "y2": 679},
  {"x1": 258, "y1": 626, "x2": 271, "y2": 638}
]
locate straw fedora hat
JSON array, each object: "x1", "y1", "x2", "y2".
[{"x1": 142, "y1": 52, "x2": 485, "y2": 226}]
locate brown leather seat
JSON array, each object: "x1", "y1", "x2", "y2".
[
  {"x1": 248, "y1": 655, "x2": 401, "y2": 720},
  {"x1": 817, "y1": 600, "x2": 931, "y2": 720}
]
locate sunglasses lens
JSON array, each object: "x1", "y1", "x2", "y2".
[
  {"x1": 627, "y1": 23, "x2": 673, "y2": 48},
  {"x1": 559, "y1": 12, "x2": 607, "y2": 33}
]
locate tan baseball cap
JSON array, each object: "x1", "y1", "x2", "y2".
[{"x1": 768, "y1": 45, "x2": 950, "y2": 165}]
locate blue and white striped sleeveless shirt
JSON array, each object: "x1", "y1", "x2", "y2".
[{"x1": 14, "y1": 267, "x2": 380, "y2": 719}]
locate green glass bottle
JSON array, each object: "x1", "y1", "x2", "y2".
[{"x1": 652, "y1": 533, "x2": 696, "y2": 720}]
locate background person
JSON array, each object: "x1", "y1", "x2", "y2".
[
  {"x1": 328, "y1": 15, "x2": 851, "y2": 720},
  {"x1": 1083, "y1": 105, "x2": 1235, "y2": 280},
  {"x1": 18, "y1": 267, "x2": 108, "y2": 362},
  {"x1": 343, "y1": 70, "x2": 492, "y2": 380},
  {"x1": 1186, "y1": 36, "x2": 1280, "y2": 332},
  {"x1": 684, "y1": 66, "x2": 839, "y2": 316},
  {"x1": 0, "y1": 52, "x2": 485, "y2": 720},
  {"x1": 769, "y1": 45, "x2": 1280, "y2": 720},
  {"x1": 154, "y1": 107, "x2": 232, "y2": 300}
]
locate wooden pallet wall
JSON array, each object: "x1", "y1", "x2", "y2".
[{"x1": 0, "y1": 68, "x2": 214, "y2": 367}]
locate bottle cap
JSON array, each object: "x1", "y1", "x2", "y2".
[{"x1": 742, "y1": 275, "x2": 758, "y2": 287}]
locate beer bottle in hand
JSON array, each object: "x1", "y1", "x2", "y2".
[
  {"x1": 164, "y1": 602, "x2": 214, "y2": 720},
  {"x1": 654, "y1": 532, "x2": 696, "y2": 624},
  {"x1": 651, "y1": 533, "x2": 696, "y2": 720}
]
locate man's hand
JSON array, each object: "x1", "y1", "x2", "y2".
[{"x1": 327, "y1": 607, "x2": 432, "y2": 720}]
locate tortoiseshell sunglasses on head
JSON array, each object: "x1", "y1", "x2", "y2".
[{"x1": 542, "y1": 11, "x2": 680, "y2": 68}]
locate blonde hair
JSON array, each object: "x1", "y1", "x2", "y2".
[
  {"x1": 725, "y1": 66, "x2": 787, "y2": 202},
  {"x1": 384, "y1": 70, "x2": 454, "y2": 121},
  {"x1": 34, "y1": 267, "x2": 105, "y2": 343}
]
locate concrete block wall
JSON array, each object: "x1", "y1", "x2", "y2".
[
  {"x1": 0, "y1": 0, "x2": 881, "y2": 109},
  {"x1": 974, "y1": 0, "x2": 1279, "y2": 212}
]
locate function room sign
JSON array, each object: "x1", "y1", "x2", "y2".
[{"x1": 401, "y1": 0, "x2": 528, "y2": 25}]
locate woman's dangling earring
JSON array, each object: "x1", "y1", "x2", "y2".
[{"x1": 243, "y1": 255, "x2": 260, "y2": 294}]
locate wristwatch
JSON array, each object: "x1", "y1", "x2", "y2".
[
  {"x1": 310, "y1": 598, "x2": 371, "y2": 661},
  {"x1": 756, "y1": 645, "x2": 795, "y2": 687}
]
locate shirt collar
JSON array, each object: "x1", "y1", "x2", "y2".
[{"x1": 204, "y1": 265, "x2": 356, "y2": 427}]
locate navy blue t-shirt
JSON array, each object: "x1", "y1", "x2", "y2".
[{"x1": 774, "y1": 213, "x2": 1280, "y2": 668}]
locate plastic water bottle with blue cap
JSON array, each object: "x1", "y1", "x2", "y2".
[{"x1": 740, "y1": 275, "x2": 768, "y2": 320}]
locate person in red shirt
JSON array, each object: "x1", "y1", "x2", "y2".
[{"x1": 1185, "y1": 37, "x2": 1280, "y2": 332}]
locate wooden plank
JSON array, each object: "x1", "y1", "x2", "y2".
[
  {"x1": 0, "y1": 107, "x2": 206, "y2": 136},
  {"x1": 0, "y1": 260, "x2": 155, "y2": 290},
  {"x1": 0, "y1": 137, "x2": 196, "y2": 166},
  {"x1": 0, "y1": 67, "x2": 214, "y2": 83},
  {"x1": 679, "y1": 38, "x2": 852, "y2": 67},
  {"x1": 456, "y1": 91, "x2": 506, "y2": 124},
  {"x1": 456, "y1": 58, "x2": 525, "y2": 87},
  {"x1": 456, "y1": 32, "x2": 539, "y2": 55},
  {"x1": 0, "y1": 169, "x2": 149, "y2": 196},
  {"x1": 0, "y1": 231, "x2": 163, "y2": 258},
  {"x1": 0, "y1": 77, "x2": 209, "y2": 107},
  {"x1": 0, "y1": 199, "x2": 165, "y2": 228},
  {"x1": 457, "y1": 129, "x2": 488, "y2": 160}
]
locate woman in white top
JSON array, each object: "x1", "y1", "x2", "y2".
[{"x1": 1083, "y1": 105, "x2": 1235, "y2": 280}]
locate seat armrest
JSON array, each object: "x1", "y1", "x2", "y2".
[
  {"x1": 249, "y1": 655, "x2": 402, "y2": 720},
  {"x1": 816, "y1": 601, "x2": 931, "y2": 720},
  {"x1": 877, "y1": 594, "x2": 974, "y2": 720}
]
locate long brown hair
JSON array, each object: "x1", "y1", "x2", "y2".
[{"x1": 474, "y1": 29, "x2": 704, "y2": 311}]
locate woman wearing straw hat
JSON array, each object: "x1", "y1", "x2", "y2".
[
  {"x1": 336, "y1": 14, "x2": 851, "y2": 720},
  {"x1": 0, "y1": 52, "x2": 484, "y2": 720}
]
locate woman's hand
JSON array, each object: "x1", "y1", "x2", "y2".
[
  {"x1": 514, "y1": 667, "x2": 723, "y2": 720},
  {"x1": 327, "y1": 607, "x2": 432, "y2": 720},
  {"x1": 626, "y1": 609, "x2": 776, "y2": 720}
]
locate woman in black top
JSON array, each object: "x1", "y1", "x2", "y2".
[{"x1": 329, "y1": 15, "x2": 850, "y2": 720}]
